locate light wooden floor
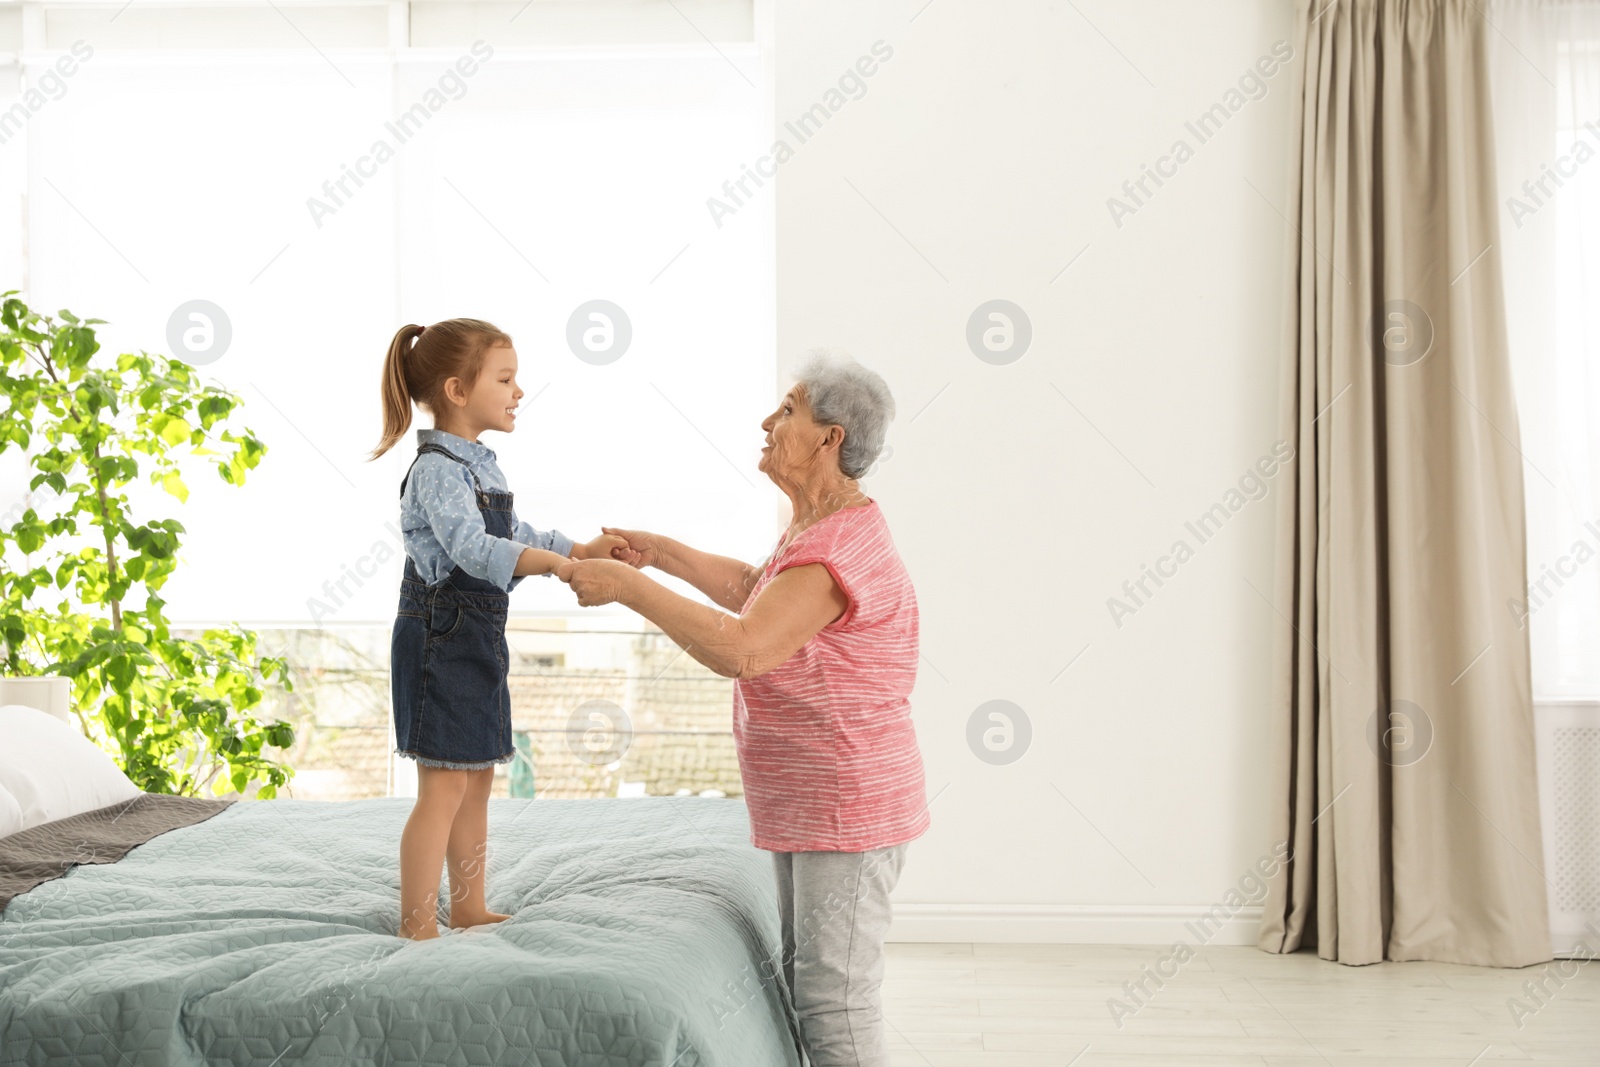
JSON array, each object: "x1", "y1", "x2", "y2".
[{"x1": 881, "y1": 943, "x2": 1600, "y2": 1066}]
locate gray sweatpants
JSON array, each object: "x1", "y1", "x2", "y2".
[{"x1": 771, "y1": 843, "x2": 910, "y2": 1067}]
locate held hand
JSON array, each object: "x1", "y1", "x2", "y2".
[
  {"x1": 600, "y1": 526, "x2": 661, "y2": 569},
  {"x1": 555, "y1": 557, "x2": 634, "y2": 607},
  {"x1": 578, "y1": 533, "x2": 635, "y2": 564}
]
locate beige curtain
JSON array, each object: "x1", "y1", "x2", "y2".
[{"x1": 1258, "y1": 0, "x2": 1553, "y2": 966}]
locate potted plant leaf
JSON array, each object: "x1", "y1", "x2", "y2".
[{"x1": 0, "y1": 293, "x2": 294, "y2": 798}]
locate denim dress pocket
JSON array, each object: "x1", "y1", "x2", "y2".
[{"x1": 425, "y1": 600, "x2": 466, "y2": 642}]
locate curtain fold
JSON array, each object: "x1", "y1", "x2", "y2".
[{"x1": 1258, "y1": 0, "x2": 1554, "y2": 967}]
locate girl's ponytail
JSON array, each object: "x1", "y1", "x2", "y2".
[
  {"x1": 370, "y1": 324, "x2": 426, "y2": 460},
  {"x1": 368, "y1": 318, "x2": 512, "y2": 461}
]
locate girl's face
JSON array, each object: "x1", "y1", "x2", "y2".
[{"x1": 447, "y1": 344, "x2": 523, "y2": 437}]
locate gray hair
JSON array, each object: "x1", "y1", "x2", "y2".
[{"x1": 792, "y1": 347, "x2": 895, "y2": 479}]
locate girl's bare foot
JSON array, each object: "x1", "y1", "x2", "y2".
[{"x1": 449, "y1": 909, "x2": 511, "y2": 930}]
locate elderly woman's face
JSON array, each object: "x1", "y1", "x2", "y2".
[{"x1": 759, "y1": 385, "x2": 836, "y2": 481}]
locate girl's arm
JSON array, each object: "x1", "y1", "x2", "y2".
[
  {"x1": 511, "y1": 517, "x2": 575, "y2": 560},
  {"x1": 556, "y1": 559, "x2": 846, "y2": 679},
  {"x1": 510, "y1": 516, "x2": 628, "y2": 563},
  {"x1": 603, "y1": 526, "x2": 761, "y2": 613},
  {"x1": 514, "y1": 546, "x2": 571, "y2": 576}
]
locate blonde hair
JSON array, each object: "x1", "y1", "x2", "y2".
[{"x1": 369, "y1": 317, "x2": 512, "y2": 460}]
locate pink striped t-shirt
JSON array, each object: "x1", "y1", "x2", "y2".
[{"x1": 732, "y1": 499, "x2": 931, "y2": 853}]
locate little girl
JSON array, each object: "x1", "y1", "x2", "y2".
[{"x1": 369, "y1": 317, "x2": 628, "y2": 941}]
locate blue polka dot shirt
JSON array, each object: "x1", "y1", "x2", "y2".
[{"x1": 400, "y1": 428, "x2": 574, "y2": 591}]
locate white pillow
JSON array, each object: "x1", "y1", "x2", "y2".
[
  {"x1": 0, "y1": 781, "x2": 21, "y2": 839},
  {"x1": 0, "y1": 704, "x2": 143, "y2": 834}
]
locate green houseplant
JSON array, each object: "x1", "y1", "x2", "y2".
[{"x1": 0, "y1": 293, "x2": 295, "y2": 797}]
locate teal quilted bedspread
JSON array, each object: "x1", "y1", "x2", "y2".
[{"x1": 0, "y1": 796, "x2": 804, "y2": 1067}]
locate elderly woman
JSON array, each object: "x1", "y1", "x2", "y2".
[{"x1": 556, "y1": 348, "x2": 929, "y2": 1067}]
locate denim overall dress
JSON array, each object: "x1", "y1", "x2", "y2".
[{"x1": 390, "y1": 443, "x2": 517, "y2": 771}]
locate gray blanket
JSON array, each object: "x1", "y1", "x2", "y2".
[{"x1": 0, "y1": 792, "x2": 234, "y2": 910}]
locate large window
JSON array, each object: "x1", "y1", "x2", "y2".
[
  {"x1": 1493, "y1": 13, "x2": 1600, "y2": 701},
  {"x1": 0, "y1": 2, "x2": 774, "y2": 798},
  {"x1": 251, "y1": 623, "x2": 744, "y2": 802}
]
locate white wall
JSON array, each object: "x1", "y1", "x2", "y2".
[{"x1": 766, "y1": 0, "x2": 1299, "y2": 943}]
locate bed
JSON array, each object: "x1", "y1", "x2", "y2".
[{"x1": 0, "y1": 792, "x2": 806, "y2": 1067}]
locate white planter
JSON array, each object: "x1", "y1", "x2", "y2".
[{"x1": 0, "y1": 675, "x2": 74, "y2": 727}]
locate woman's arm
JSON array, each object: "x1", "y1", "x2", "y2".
[
  {"x1": 603, "y1": 526, "x2": 761, "y2": 613},
  {"x1": 556, "y1": 558, "x2": 846, "y2": 679}
]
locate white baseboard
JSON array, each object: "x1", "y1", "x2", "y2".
[{"x1": 887, "y1": 903, "x2": 1265, "y2": 946}]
